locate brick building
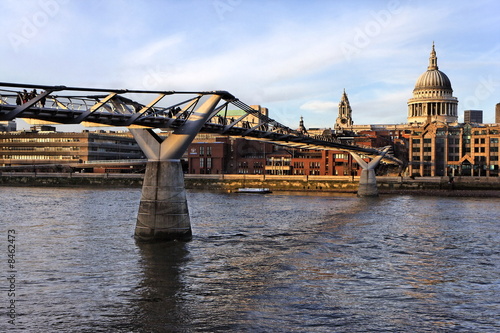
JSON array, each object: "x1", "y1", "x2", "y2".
[
  {"x1": 187, "y1": 136, "x2": 274, "y2": 174},
  {"x1": 408, "y1": 122, "x2": 500, "y2": 177}
]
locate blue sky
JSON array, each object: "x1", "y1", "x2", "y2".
[{"x1": 2, "y1": 0, "x2": 500, "y2": 130}]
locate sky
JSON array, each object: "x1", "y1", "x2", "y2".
[{"x1": 2, "y1": 0, "x2": 500, "y2": 131}]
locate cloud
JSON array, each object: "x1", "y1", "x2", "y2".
[
  {"x1": 299, "y1": 100, "x2": 337, "y2": 114},
  {"x1": 123, "y1": 34, "x2": 186, "y2": 66},
  {"x1": 3, "y1": 0, "x2": 500, "y2": 129}
]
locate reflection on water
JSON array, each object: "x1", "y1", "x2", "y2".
[
  {"x1": 1, "y1": 188, "x2": 499, "y2": 332},
  {"x1": 136, "y1": 242, "x2": 191, "y2": 332}
]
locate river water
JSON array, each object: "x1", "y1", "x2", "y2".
[{"x1": 1, "y1": 187, "x2": 499, "y2": 332}]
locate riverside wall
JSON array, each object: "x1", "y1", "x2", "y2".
[{"x1": 1, "y1": 172, "x2": 500, "y2": 196}]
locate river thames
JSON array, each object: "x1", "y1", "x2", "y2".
[{"x1": 1, "y1": 187, "x2": 499, "y2": 332}]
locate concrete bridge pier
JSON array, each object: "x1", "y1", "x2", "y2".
[
  {"x1": 130, "y1": 94, "x2": 222, "y2": 241},
  {"x1": 350, "y1": 147, "x2": 390, "y2": 197},
  {"x1": 135, "y1": 159, "x2": 191, "y2": 241}
]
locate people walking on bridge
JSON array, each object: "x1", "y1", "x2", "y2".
[
  {"x1": 22, "y1": 89, "x2": 29, "y2": 103},
  {"x1": 40, "y1": 91, "x2": 46, "y2": 108},
  {"x1": 29, "y1": 89, "x2": 37, "y2": 100}
]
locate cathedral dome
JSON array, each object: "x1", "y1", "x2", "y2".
[
  {"x1": 413, "y1": 43, "x2": 453, "y2": 92},
  {"x1": 414, "y1": 69, "x2": 452, "y2": 90},
  {"x1": 407, "y1": 43, "x2": 458, "y2": 124}
]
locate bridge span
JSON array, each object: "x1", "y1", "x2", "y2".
[{"x1": 1, "y1": 82, "x2": 402, "y2": 241}]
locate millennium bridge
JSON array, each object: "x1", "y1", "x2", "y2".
[{"x1": 0, "y1": 82, "x2": 402, "y2": 241}]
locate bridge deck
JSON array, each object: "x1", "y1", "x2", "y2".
[{"x1": 0, "y1": 82, "x2": 402, "y2": 164}]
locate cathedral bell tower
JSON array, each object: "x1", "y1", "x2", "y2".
[{"x1": 335, "y1": 89, "x2": 353, "y2": 131}]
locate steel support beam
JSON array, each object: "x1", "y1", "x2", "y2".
[{"x1": 130, "y1": 95, "x2": 222, "y2": 241}]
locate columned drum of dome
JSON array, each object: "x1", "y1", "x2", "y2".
[{"x1": 407, "y1": 44, "x2": 458, "y2": 124}]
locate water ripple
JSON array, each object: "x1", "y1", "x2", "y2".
[{"x1": 1, "y1": 188, "x2": 499, "y2": 332}]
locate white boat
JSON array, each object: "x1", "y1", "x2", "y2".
[{"x1": 236, "y1": 188, "x2": 272, "y2": 194}]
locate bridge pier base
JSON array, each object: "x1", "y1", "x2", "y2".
[
  {"x1": 350, "y1": 147, "x2": 390, "y2": 197},
  {"x1": 135, "y1": 160, "x2": 192, "y2": 241},
  {"x1": 357, "y1": 169, "x2": 379, "y2": 197}
]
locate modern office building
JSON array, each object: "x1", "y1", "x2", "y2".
[
  {"x1": 464, "y1": 110, "x2": 483, "y2": 123},
  {"x1": 0, "y1": 127, "x2": 144, "y2": 169}
]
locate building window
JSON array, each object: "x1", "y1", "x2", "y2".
[
  {"x1": 207, "y1": 146, "x2": 212, "y2": 156},
  {"x1": 200, "y1": 158, "x2": 204, "y2": 168},
  {"x1": 293, "y1": 162, "x2": 304, "y2": 168},
  {"x1": 207, "y1": 158, "x2": 212, "y2": 168},
  {"x1": 309, "y1": 161, "x2": 320, "y2": 169},
  {"x1": 199, "y1": 146, "x2": 205, "y2": 156}
]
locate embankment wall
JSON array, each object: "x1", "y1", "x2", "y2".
[{"x1": 1, "y1": 173, "x2": 500, "y2": 195}]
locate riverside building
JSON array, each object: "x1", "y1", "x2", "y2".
[{"x1": 0, "y1": 127, "x2": 144, "y2": 171}]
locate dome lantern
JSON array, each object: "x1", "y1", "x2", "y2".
[{"x1": 428, "y1": 42, "x2": 438, "y2": 70}]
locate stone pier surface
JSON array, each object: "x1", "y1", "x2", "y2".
[
  {"x1": 135, "y1": 160, "x2": 192, "y2": 241},
  {"x1": 357, "y1": 169, "x2": 379, "y2": 197},
  {"x1": 351, "y1": 146, "x2": 390, "y2": 197}
]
